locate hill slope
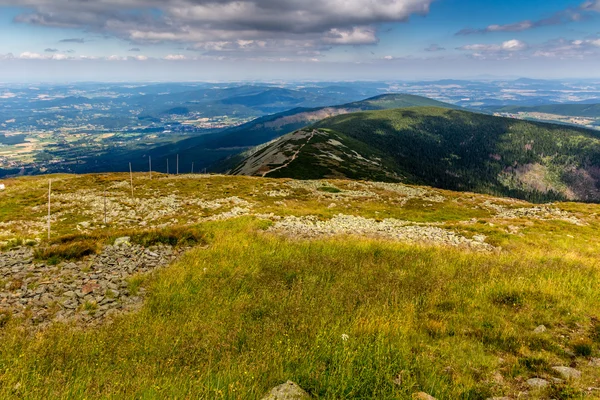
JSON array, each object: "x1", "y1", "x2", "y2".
[{"x1": 231, "y1": 107, "x2": 600, "y2": 202}]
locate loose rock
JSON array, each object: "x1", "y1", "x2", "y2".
[
  {"x1": 413, "y1": 393, "x2": 436, "y2": 400},
  {"x1": 552, "y1": 366, "x2": 581, "y2": 380},
  {"x1": 261, "y1": 381, "x2": 310, "y2": 400},
  {"x1": 526, "y1": 378, "x2": 549, "y2": 389}
]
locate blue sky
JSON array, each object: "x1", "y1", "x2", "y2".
[{"x1": 0, "y1": 0, "x2": 599, "y2": 81}]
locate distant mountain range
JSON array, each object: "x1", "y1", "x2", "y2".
[
  {"x1": 230, "y1": 107, "x2": 600, "y2": 202},
  {"x1": 489, "y1": 103, "x2": 600, "y2": 118}
]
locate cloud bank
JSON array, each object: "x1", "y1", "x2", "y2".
[{"x1": 8, "y1": 0, "x2": 435, "y2": 55}]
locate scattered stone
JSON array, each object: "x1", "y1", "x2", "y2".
[
  {"x1": 486, "y1": 397, "x2": 512, "y2": 400},
  {"x1": 533, "y1": 325, "x2": 547, "y2": 333},
  {"x1": 589, "y1": 358, "x2": 600, "y2": 367},
  {"x1": 270, "y1": 214, "x2": 495, "y2": 251},
  {"x1": 261, "y1": 381, "x2": 310, "y2": 400},
  {"x1": 413, "y1": 392, "x2": 436, "y2": 400},
  {"x1": 526, "y1": 378, "x2": 549, "y2": 389},
  {"x1": 552, "y1": 366, "x2": 581, "y2": 380}
]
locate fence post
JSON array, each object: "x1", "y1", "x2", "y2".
[
  {"x1": 104, "y1": 185, "x2": 107, "y2": 225},
  {"x1": 129, "y1": 162, "x2": 134, "y2": 200},
  {"x1": 47, "y1": 179, "x2": 51, "y2": 240}
]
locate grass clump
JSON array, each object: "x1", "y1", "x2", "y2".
[
  {"x1": 317, "y1": 186, "x2": 342, "y2": 194},
  {"x1": 34, "y1": 240, "x2": 100, "y2": 263},
  {"x1": 129, "y1": 226, "x2": 205, "y2": 247},
  {"x1": 571, "y1": 338, "x2": 593, "y2": 357}
]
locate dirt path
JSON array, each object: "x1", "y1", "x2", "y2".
[{"x1": 262, "y1": 130, "x2": 317, "y2": 177}]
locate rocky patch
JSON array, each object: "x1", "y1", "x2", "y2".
[
  {"x1": 0, "y1": 240, "x2": 187, "y2": 328},
  {"x1": 270, "y1": 214, "x2": 495, "y2": 251}
]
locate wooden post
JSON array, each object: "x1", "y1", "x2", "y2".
[
  {"x1": 47, "y1": 179, "x2": 51, "y2": 240},
  {"x1": 191, "y1": 162, "x2": 194, "y2": 174},
  {"x1": 176, "y1": 154, "x2": 179, "y2": 175},
  {"x1": 103, "y1": 185, "x2": 107, "y2": 225},
  {"x1": 149, "y1": 156, "x2": 152, "y2": 179},
  {"x1": 129, "y1": 162, "x2": 134, "y2": 200},
  {"x1": 167, "y1": 158, "x2": 169, "y2": 175}
]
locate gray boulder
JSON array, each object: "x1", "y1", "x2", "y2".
[
  {"x1": 552, "y1": 366, "x2": 581, "y2": 380},
  {"x1": 261, "y1": 381, "x2": 310, "y2": 400}
]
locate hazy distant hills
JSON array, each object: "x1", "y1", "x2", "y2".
[
  {"x1": 489, "y1": 103, "x2": 600, "y2": 118},
  {"x1": 231, "y1": 107, "x2": 600, "y2": 202}
]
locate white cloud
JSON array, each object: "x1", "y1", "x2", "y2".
[
  {"x1": 458, "y1": 39, "x2": 528, "y2": 52},
  {"x1": 501, "y1": 39, "x2": 528, "y2": 51},
  {"x1": 323, "y1": 26, "x2": 378, "y2": 45},
  {"x1": 50, "y1": 53, "x2": 69, "y2": 60},
  {"x1": 163, "y1": 54, "x2": 187, "y2": 60},
  {"x1": 9, "y1": 0, "x2": 435, "y2": 57},
  {"x1": 19, "y1": 51, "x2": 44, "y2": 59}
]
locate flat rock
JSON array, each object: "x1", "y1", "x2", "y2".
[
  {"x1": 413, "y1": 393, "x2": 436, "y2": 400},
  {"x1": 533, "y1": 325, "x2": 547, "y2": 333},
  {"x1": 114, "y1": 237, "x2": 131, "y2": 246},
  {"x1": 261, "y1": 381, "x2": 310, "y2": 400},
  {"x1": 526, "y1": 378, "x2": 549, "y2": 388},
  {"x1": 552, "y1": 366, "x2": 581, "y2": 380}
]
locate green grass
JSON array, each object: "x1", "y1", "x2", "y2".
[{"x1": 0, "y1": 218, "x2": 599, "y2": 399}]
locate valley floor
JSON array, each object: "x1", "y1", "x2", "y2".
[{"x1": 0, "y1": 174, "x2": 599, "y2": 398}]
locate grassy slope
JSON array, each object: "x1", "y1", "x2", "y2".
[
  {"x1": 0, "y1": 175, "x2": 600, "y2": 398},
  {"x1": 308, "y1": 107, "x2": 600, "y2": 202}
]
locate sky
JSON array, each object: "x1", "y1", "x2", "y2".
[{"x1": 0, "y1": 0, "x2": 600, "y2": 82}]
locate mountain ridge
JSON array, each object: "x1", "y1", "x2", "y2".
[{"x1": 231, "y1": 106, "x2": 600, "y2": 202}]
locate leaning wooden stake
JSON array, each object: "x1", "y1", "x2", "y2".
[
  {"x1": 103, "y1": 185, "x2": 107, "y2": 225},
  {"x1": 176, "y1": 154, "x2": 179, "y2": 175},
  {"x1": 167, "y1": 158, "x2": 169, "y2": 175},
  {"x1": 149, "y1": 156, "x2": 152, "y2": 179},
  {"x1": 47, "y1": 179, "x2": 51, "y2": 240},
  {"x1": 129, "y1": 162, "x2": 134, "y2": 200},
  {"x1": 191, "y1": 162, "x2": 194, "y2": 174}
]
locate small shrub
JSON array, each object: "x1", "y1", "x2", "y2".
[
  {"x1": 571, "y1": 338, "x2": 593, "y2": 357},
  {"x1": 518, "y1": 356, "x2": 550, "y2": 373},
  {"x1": 0, "y1": 311, "x2": 10, "y2": 328},
  {"x1": 547, "y1": 382, "x2": 582, "y2": 400}
]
